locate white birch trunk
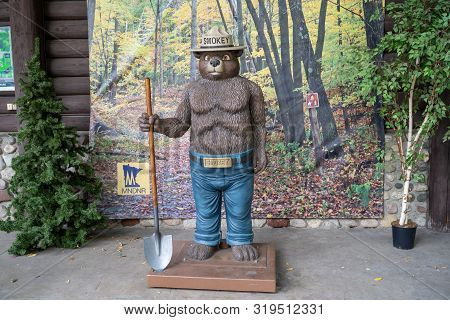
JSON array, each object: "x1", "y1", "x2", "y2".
[
  {"x1": 399, "y1": 57, "x2": 420, "y2": 226},
  {"x1": 399, "y1": 165, "x2": 412, "y2": 225}
]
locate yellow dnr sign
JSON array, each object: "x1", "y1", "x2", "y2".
[{"x1": 117, "y1": 162, "x2": 150, "y2": 195}]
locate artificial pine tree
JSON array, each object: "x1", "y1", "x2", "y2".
[{"x1": 0, "y1": 39, "x2": 104, "y2": 255}]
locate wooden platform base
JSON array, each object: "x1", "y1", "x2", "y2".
[{"x1": 147, "y1": 240, "x2": 276, "y2": 293}]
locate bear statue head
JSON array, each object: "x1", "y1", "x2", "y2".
[
  {"x1": 191, "y1": 26, "x2": 245, "y2": 81},
  {"x1": 195, "y1": 50, "x2": 243, "y2": 81}
]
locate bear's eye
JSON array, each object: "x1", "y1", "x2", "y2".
[
  {"x1": 204, "y1": 55, "x2": 210, "y2": 61},
  {"x1": 222, "y1": 54, "x2": 231, "y2": 61}
]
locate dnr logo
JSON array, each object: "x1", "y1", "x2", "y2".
[
  {"x1": 123, "y1": 164, "x2": 142, "y2": 187},
  {"x1": 117, "y1": 162, "x2": 150, "y2": 195}
]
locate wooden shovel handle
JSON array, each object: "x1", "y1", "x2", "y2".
[{"x1": 145, "y1": 78, "x2": 158, "y2": 208}]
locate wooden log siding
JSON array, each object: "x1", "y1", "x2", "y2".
[
  {"x1": 48, "y1": 58, "x2": 89, "y2": 77},
  {"x1": 428, "y1": 118, "x2": 450, "y2": 232},
  {"x1": 47, "y1": 39, "x2": 89, "y2": 58},
  {"x1": 0, "y1": 3, "x2": 9, "y2": 23},
  {"x1": 45, "y1": 1, "x2": 88, "y2": 20},
  {"x1": 45, "y1": 0, "x2": 90, "y2": 131},
  {"x1": 0, "y1": 0, "x2": 91, "y2": 132}
]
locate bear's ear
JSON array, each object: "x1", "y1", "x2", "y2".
[
  {"x1": 232, "y1": 50, "x2": 244, "y2": 58},
  {"x1": 193, "y1": 51, "x2": 202, "y2": 59}
]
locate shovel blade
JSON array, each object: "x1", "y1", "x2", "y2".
[{"x1": 144, "y1": 234, "x2": 173, "y2": 272}]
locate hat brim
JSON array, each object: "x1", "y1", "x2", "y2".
[{"x1": 190, "y1": 46, "x2": 246, "y2": 53}]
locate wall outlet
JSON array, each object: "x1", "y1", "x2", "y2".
[{"x1": 6, "y1": 103, "x2": 16, "y2": 111}]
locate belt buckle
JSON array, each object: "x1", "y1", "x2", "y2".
[{"x1": 203, "y1": 157, "x2": 232, "y2": 168}]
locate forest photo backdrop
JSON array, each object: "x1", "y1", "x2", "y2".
[{"x1": 88, "y1": 0, "x2": 384, "y2": 219}]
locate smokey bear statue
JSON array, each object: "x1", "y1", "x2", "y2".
[{"x1": 139, "y1": 26, "x2": 267, "y2": 262}]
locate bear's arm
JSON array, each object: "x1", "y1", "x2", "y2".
[
  {"x1": 154, "y1": 90, "x2": 191, "y2": 138},
  {"x1": 249, "y1": 82, "x2": 266, "y2": 154}
]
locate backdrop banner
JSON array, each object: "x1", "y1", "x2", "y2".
[{"x1": 88, "y1": 0, "x2": 384, "y2": 219}]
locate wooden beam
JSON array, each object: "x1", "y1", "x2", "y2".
[
  {"x1": 47, "y1": 39, "x2": 89, "y2": 58},
  {"x1": 0, "y1": 114, "x2": 90, "y2": 132},
  {"x1": 45, "y1": 1, "x2": 87, "y2": 20},
  {"x1": 0, "y1": 114, "x2": 18, "y2": 131},
  {"x1": 46, "y1": 20, "x2": 88, "y2": 39},
  {"x1": 58, "y1": 95, "x2": 91, "y2": 114},
  {"x1": 0, "y1": 95, "x2": 91, "y2": 115},
  {"x1": 0, "y1": 3, "x2": 9, "y2": 22},
  {"x1": 428, "y1": 117, "x2": 450, "y2": 232},
  {"x1": 48, "y1": 58, "x2": 89, "y2": 77},
  {"x1": 62, "y1": 115, "x2": 90, "y2": 131},
  {"x1": 10, "y1": 0, "x2": 45, "y2": 100},
  {"x1": 0, "y1": 95, "x2": 16, "y2": 113},
  {"x1": 53, "y1": 77, "x2": 90, "y2": 95}
]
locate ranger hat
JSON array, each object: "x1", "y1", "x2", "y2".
[{"x1": 191, "y1": 26, "x2": 245, "y2": 54}]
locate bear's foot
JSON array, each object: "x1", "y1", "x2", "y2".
[
  {"x1": 186, "y1": 243, "x2": 215, "y2": 260},
  {"x1": 232, "y1": 244, "x2": 259, "y2": 261}
]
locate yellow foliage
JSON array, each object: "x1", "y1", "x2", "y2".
[{"x1": 90, "y1": 0, "x2": 375, "y2": 109}]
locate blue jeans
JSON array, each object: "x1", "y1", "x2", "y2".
[{"x1": 190, "y1": 149, "x2": 254, "y2": 246}]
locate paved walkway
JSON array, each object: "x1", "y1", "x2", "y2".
[{"x1": 1, "y1": 225, "x2": 449, "y2": 299}]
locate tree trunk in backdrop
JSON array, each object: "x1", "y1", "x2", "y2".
[
  {"x1": 190, "y1": 0, "x2": 198, "y2": 81},
  {"x1": 216, "y1": 0, "x2": 229, "y2": 32},
  {"x1": 255, "y1": 3, "x2": 264, "y2": 71},
  {"x1": 236, "y1": 0, "x2": 248, "y2": 73},
  {"x1": 159, "y1": 15, "x2": 163, "y2": 97},
  {"x1": 289, "y1": 0, "x2": 342, "y2": 158},
  {"x1": 88, "y1": 0, "x2": 96, "y2": 49},
  {"x1": 109, "y1": 17, "x2": 119, "y2": 103},
  {"x1": 278, "y1": 0, "x2": 304, "y2": 144},
  {"x1": 315, "y1": 0, "x2": 327, "y2": 72},
  {"x1": 291, "y1": 0, "x2": 305, "y2": 144},
  {"x1": 363, "y1": 0, "x2": 385, "y2": 150},
  {"x1": 245, "y1": 0, "x2": 305, "y2": 145}
]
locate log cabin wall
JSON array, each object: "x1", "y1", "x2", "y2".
[
  {"x1": 0, "y1": 0, "x2": 90, "y2": 133},
  {"x1": 45, "y1": 0, "x2": 90, "y2": 133},
  {"x1": 0, "y1": 0, "x2": 90, "y2": 204}
]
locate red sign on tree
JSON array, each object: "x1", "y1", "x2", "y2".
[{"x1": 306, "y1": 92, "x2": 319, "y2": 108}]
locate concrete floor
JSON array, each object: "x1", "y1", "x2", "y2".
[{"x1": 0, "y1": 225, "x2": 449, "y2": 299}]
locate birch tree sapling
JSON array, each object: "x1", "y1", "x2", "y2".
[{"x1": 360, "y1": 0, "x2": 449, "y2": 226}]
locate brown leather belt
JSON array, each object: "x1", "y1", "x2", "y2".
[{"x1": 189, "y1": 152, "x2": 253, "y2": 168}]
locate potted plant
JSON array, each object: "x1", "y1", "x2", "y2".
[{"x1": 360, "y1": 0, "x2": 449, "y2": 249}]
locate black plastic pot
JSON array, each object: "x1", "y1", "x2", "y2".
[{"x1": 392, "y1": 220, "x2": 417, "y2": 250}]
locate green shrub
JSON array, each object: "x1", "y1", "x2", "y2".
[{"x1": 348, "y1": 182, "x2": 371, "y2": 207}]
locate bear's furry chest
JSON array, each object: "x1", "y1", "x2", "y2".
[{"x1": 189, "y1": 79, "x2": 250, "y2": 115}]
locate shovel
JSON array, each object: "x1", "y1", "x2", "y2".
[{"x1": 143, "y1": 78, "x2": 173, "y2": 272}]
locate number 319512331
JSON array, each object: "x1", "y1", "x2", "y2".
[{"x1": 253, "y1": 303, "x2": 323, "y2": 315}]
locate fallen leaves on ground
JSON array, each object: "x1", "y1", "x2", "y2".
[{"x1": 285, "y1": 262, "x2": 294, "y2": 271}]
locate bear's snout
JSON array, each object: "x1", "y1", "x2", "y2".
[{"x1": 210, "y1": 58, "x2": 221, "y2": 67}]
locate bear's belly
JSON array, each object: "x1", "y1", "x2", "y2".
[{"x1": 190, "y1": 116, "x2": 254, "y2": 154}]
